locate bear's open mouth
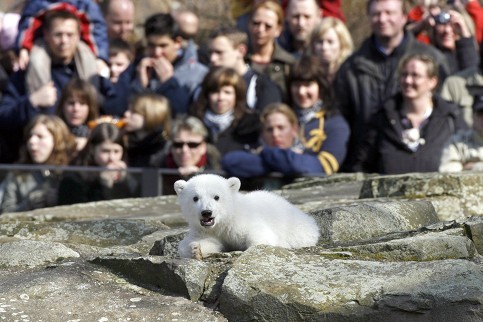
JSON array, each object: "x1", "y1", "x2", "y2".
[{"x1": 200, "y1": 217, "x2": 215, "y2": 227}]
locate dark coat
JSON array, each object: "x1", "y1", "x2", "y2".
[
  {"x1": 333, "y1": 31, "x2": 450, "y2": 171},
  {"x1": 353, "y1": 93, "x2": 468, "y2": 174},
  {"x1": 207, "y1": 112, "x2": 261, "y2": 156}
]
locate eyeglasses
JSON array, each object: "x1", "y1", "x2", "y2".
[{"x1": 172, "y1": 141, "x2": 203, "y2": 149}]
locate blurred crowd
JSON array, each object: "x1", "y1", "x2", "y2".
[{"x1": 0, "y1": 0, "x2": 482, "y2": 213}]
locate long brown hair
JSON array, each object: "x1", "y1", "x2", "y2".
[{"x1": 18, "y1": 114, "x2": 76, "y2": 165}]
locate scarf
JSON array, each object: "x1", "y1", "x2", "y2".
[
  {"x1": 70, "y1": 124, "x2": 89, "y2": 138},
  {"x1": 203, "y1": 109, "x2": 234, "y2": 140},
  {"x1": 26, "y1": 39, "x2": 99, "y2": 95},
  {"x1": 294, "y1": 100, "x2": 323, "y2": 125}
]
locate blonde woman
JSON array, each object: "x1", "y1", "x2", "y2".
[
  {"x1": 124, "y1": 93, "x2": 172, "y2": 167},
  {"x1": 307, "y1": 17, "x2": 353, "y2": 82}
]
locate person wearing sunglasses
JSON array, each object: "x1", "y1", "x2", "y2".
[{"x1": 150, "y1": 115, "x2": 221, "y2": 195}]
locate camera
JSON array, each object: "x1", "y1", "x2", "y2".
[{"x1": 433, "y1": 11, "x2": 451, "y2": 24}]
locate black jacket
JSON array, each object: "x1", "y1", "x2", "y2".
[
  {"x1": 334, "y1": 31, "x2": 450, "y2": 171},
  {"x1": 353, "y1": 93, "x2": 468, "y2": 174}
]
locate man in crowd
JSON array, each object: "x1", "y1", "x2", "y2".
[
  {"x1": 114, "y1": 13, "x2": 207, "y2": 117},
  {"x1": 278, "y1": 0, "x2": 322, "y2": 56},
  {"x1": 333, "y1": 0, "x2": 450, "y2": 171},
  {"x1": 0, "y1": 9, "x2": 116, "y2": 162},
  {"x1": 208, "y1": 26, "x2": 281, "y2": 111}
]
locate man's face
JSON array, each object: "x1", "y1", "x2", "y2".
[
  {"x1": 44, "y1": 18, "x2": 80, "y2": 63},
  {"x1": 368, "y1": 0, "x2": 407, "y2": 40},
  {"x1": 287, "y1": 0, "x2": 320, "y2": 43},
  {"x1": 105, "y1": 0, "x2": 134, "y2": 40},
  {"x1": 208, "y1": 36, "x2": 243, "y2": 68},
  {"x1": 146, "y1": 35, "x2": 181, "y2": 62}
]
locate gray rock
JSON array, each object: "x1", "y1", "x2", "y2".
[
  {"x1": 465, "y1": 216, "x2": 483, "y2": 255},
  {"x1": 331, "y1": 231, "x2": 477, "y2": 261},
  {"x1": 312, "y1": 200, "x2": 439, "y2": 245},
  {"x1": 0, "y1": 261, "x2": 226, "y2": 321},
  {"x1": 220, "y1": 245, "x2": 483, "y2": 322},
  {"x1": 359, "y1": 172, "x2": 483, "y2": 219},
  {"x1": 0, "y1": 240, "x2": 79, "y2": 267}
]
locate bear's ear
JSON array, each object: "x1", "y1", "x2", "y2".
[
  {"x1": 227, "y1": 177, "x2": 241, "y2": 192},
  {"x1": 174, "y1": 180, "x2": 187, "y2": 195}
]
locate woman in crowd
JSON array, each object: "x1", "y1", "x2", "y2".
[
  {"x1": 248, "y1": 0, "x2": 294, "y2": 100},
  {"x1": 123, "y1": 93, "x2": 171, "y2": 167},
  {"x1": 1, "y1": 115, "x2": 76, "y2": 213},
  {"x1": 430, "y1": 4, "x2": 479, "y2": 75},
  {"x1": 222, "y1": 102, "x2": 325, "y2": 189},
  {"x1": 306, "y1": 17, "x2": 353, "y2": 82},
  {"x1": 190, "y1": 66, "x2": 260, "y2": 156},
  {"x1": 57, "y1": 77, "x2": 99, "y2": 153},
  {"x1": 287, "y1": 55, "x2": 350, "y2": 176},
  {"x1": 151, "y1": 115, "x2": 221, "y2": 194},
  {"x1": 57, "y1": 122, "x2": 139, "y2": 205},
  {"x1": 353, "y1": 53, "x2": 468, "y2": 174}
]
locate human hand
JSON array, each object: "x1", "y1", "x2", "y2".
[
  {"x1": 136, "y1": 57, "x2": 154, "y2": 88},
  {"x1": 18, "y1": 48, "x2": 30, "y2": 70},
  {"x1": 178, "y1": 165, "x2": 200, "y2": 176},
  {"x1": 448, "y1": 9, "x2": 471, "y2": 38},
  {"x1": 151, "y1": 56, "x2": 174, "y2": 83},
  {"x1": 29, "y1": 81, "x2": 57, "y2": 108},
  {"x1": 96, "y1": 58, "x2": 110, "y2": 78},
  {"x1": 100, "y1": 160, "x2": 127, "y2": 187}
]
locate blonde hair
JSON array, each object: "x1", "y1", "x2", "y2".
[
  {"x1": 308, "y1": 17, "x2": 354, "y2": 69},
  {"x1": 129, "y1": 93, "x2": 171, "y2": 137},
  {"x1": 260, "y1": 102, "x2": 299, "y2": 130},
  {"x1": 251, "y1": 0, "x2": 284, "y2": 27}
]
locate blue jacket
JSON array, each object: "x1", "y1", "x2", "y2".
[
  {"x1": 111, "y1": 40, "x2": 208, "y2": 117},
  {"x1": 16, "y1": 0, "x2": 109, "y2": 61},
  {"x1": 222, "y1": 110, "x2": 350, "y2": 177}
]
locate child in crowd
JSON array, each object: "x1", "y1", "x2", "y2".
[
  {"x1": 57, "y1": 77, "x2": 100, "y2": 153},
  {"x1": 124, "y1": 93, "x2": 171, "y2": 167},
  {"x1": 0, "y1": 115, "x2": 76, "y2": 213},
  {"x1": 57, "y1": 122, "x2": 139, "y2": 205},
  {"x1": 108, "y1": 38, "x2": 133, "y2": 83},
  {"x1": 190, "y1": 66, "x2": 260, "y2": 155}
]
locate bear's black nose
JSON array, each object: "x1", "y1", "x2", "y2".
[{"x1": 201, "y1": 210, "x2": 212, "y2": 217}]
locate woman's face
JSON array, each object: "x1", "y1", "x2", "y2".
[
  {"x1": 434, "y1": 21, "x2": 456, "y2": 51},
  {"x1": 171, "y1": 129, "x2": 206, "y2": 167},
  {"x1": 27, "y1": 123, "x2": 55, "y2": 164},
  {"x1": 290, "y1": 80, "x2": 320, "y2": 109},
  {"x1": 123, "y1": 109, "x2": 145, "y2": 132},
  {"x1": 249, "y1": 7, "x2": 282, "y2": 48},
  {"x1": 93, "y1": 140, "x2": 124, "y2": 166},
  {"x1": 208, "y1": 85, "x2": 237, "y2": 114},
  {"x1": 262, "y1": 112, "x2": 298, "y2": 149},
  {"x1": 312, "y1": 28, "x2": 341, "y2": 65},
  {"x1": 63, "y1": 94, "x2": 90, "y2": 127},
  {"x1": 399, "y1": 59, "x2": 437, "y2": 100}
]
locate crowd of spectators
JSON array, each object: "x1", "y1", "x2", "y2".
[{"x1": 0, "y1": 0, "x2": 482, "y2": 213}]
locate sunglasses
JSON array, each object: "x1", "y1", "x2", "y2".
[{"x1": 172, "y1": 141, "x2": 203, "y2": 149}]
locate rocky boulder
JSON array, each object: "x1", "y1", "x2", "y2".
[{"x1": 0, "y1": 172, "x2": 482, "y2": 321}]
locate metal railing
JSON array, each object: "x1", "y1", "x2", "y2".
[{"x1": 0, "y1": 164, "x2": 326, "y2": 197}]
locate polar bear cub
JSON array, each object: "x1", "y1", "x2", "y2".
[{"x1": 174, "y1": 174, "x2": 320, "y2": 259}]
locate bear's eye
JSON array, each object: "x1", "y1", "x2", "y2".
[
  {"x1": 214, "y1": 195, "x2": 220, "y2": 201},
  {"x1": 193, "y1": 196, "x2": 199, "y2": 202}
]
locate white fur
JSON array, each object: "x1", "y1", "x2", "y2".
[{"x1": 174, "y1": 174, "x2": 320, "y2": 259}]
